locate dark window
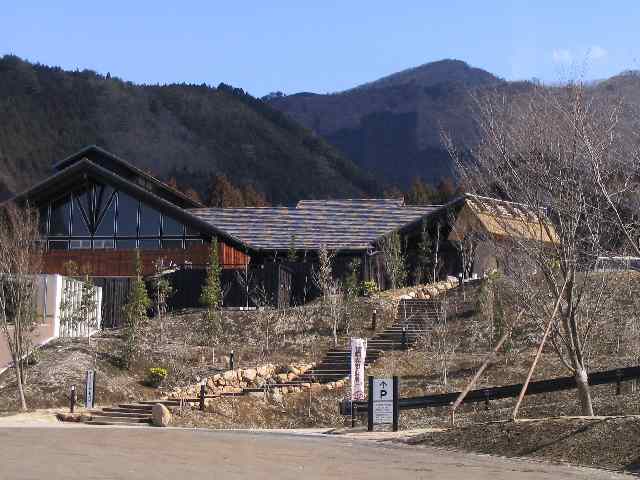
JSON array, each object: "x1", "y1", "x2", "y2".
[
  {"x1": 38, "y1": 206, "x2": 49, "y2": 236},
  {"x1": 70, "y1": 239, "x2": 91, "y2": 249},
  {"x1": 116, "y1": 239, "x2": 137, "y2": 249},
  {"x1": 71, "y1": 197, "x2": 90, "y2": 236},
  {"x1": 186, "y1": 226, "x2": 201, "y2": 236},
  {"x1": 162, "y1": 215, "x2": 184, "y2": 236},
  {"x1": 139, "y1": 204, "x2": 160, "y2": 236},
  {"x1": 138, "y1": 239, "x2": 159, "y2": 249},
  {"x1": 161, "y1": 239, "x2": 183, "y2": 250},
  {"x1": 185, "y1": 239, "x2": 203, "y2": 249},
  {"x1": 93, "y1": 239, "x2": 115, "y2": 249},
  {"x1": 95, "y1": 198, "x2": 116, "y2": 236},
  {"x1": 95, "y1": 184, "x2": 115, "y2": 220},
  {"x1": 50, "y1": 196, "x2": 71, "y2": 236},
  {"x1": 116, "y1": 192, "x2": 138, "y2": 236},
  {"x1": 48, "y1": 240, "x2": 68, "y2": 250}
]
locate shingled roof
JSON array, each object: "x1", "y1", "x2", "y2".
[{"x1": 189, "y1": 199, "x2": 439, "y2": 251}]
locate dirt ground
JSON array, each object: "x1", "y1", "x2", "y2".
[{"x1": 405, "y1": 416, "x2": 640, "y2": 473}]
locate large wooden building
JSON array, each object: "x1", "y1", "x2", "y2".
[{"x1": 7, "y1": 146, "x2": 556, "y2": 315}]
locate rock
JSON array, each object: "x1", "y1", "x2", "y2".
[
  {"x1": 223, "y1": 370, "x2": 236, "y2": 382},
  {"x1": 223, "y1": 386, "x2": 243, "y2": 394},
  {"x1": 256, "y1": 365, "x2": 270, "y2": 377},
  {"x1": 334, "y1": 380, "x2": 344, "y2": 389},
  {"x1": 213, "y1": 374, "x2": 222, "y2": 383},
  {"x1": 270, "y1": 389, "x2": 283, "y2": 403},
  {"x1": 288, "y1": 365, "x2": 301, "y2": 375},
  {"x1": 326, "y1": 382, "x2": 335, "y2": 390},
  {"x1": 300, "y1": 382, "x2": 311, "y2": 389},
  {"x1": 416, "y1": 291, "x2": 425, "y2": 299},
  {"x1": 206, "y1": 378, "x2": 215, "y2": 389},
  {"x1": 243, "y1": 368, "x2": 258, "y2": 382},
  {"x1": 152, "y1": 404, "x2": 172, "y2": 427},
  {"x1": 310, "y1": 383, "x2": 322, "y2": 392},
  {"x1": 287, "y1": 372, "x2": 297, "y2": 381},
  {"x1": 277, "y1": 373, "x2": 289, "y2": 383}
]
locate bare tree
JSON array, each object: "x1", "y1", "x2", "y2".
[
  {"x1": 0, "y1": 203, "x2": 42, "y2": 410},
  {"x1": 380, "y1": 232, "x2": 407, "y2": 290},
  {"x1": 448, "y1": 82, "x2": 634, "y2": 416}
]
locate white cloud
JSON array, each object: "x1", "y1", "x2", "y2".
[
  {"x1": 588, "y1": 45, "x2": 608, "y2": 60},
  {"x1": 552, "y1": 49, "x2": 572, "y2": 63}
]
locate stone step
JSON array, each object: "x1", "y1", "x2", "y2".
[
  {"x1": 103, "y1": 407, "x2": 154, "y2": 415},
  {"x1": 84, "y1": 419, "x2": 152, "y2": 427},
  {"x1": 86, "y1": 415, "x2": 151, "y2": 424},
  {"x1": 137, "y1": 400, "x2": 181, "y2": 406},
  {"x1": 89, "y1": 410, "x2": 152, "y2": 419},
  {"x1": 117, "y1": 403, "x2": 153, "y2": 411}
]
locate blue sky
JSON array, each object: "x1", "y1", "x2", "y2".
[{"x1": 2, "y1": 1, "x2": 639, "y2": 96}]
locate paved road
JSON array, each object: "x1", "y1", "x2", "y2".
[{"x1": 0, "y1": 426, "x2": 627, "y2": 479}]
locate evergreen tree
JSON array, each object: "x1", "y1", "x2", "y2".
[
  {"x1": 200, "y1": 239, "x2": 222, "y2": 310},
  {"x1": 121, "y1": 250, "x2": 150, "y2": 368},
  {"x1": 200, "y1": 239, "x2": 224, "y2": 346},
  {"x1": 287, "y1": 234, "x2": 298, "y2": 262}
]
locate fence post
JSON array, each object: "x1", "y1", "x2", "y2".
[
  {"x1": 401, "y1": 326, "x2": 407, "y2": 350},
  {"x1": 392, "y1": 376, "x2": 399, "y2": 432},
  {"x1": 229, "y1": 350, "x2": 235, "y2": 371},
  {"x1": 200, "y1": 383, "x2": 206, "y2": 411},
  {"x1": 371, "y1": 309, "x2": 377, "y2": 331},
  {"x1": 70, "y1": 385, "x2": 76, "y2": 413},
  {"x1": 352, "y1": 403, "x2": 357, "y2": 428},
  {"x1": 367, "y1": 376, "x2": 374, "y2": 432}
]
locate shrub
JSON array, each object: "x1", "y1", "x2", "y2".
[
  {"x1": 361, "y1": 281, "x2": 379, "y2": 297},
  {"x1": 146, "y1": 367, "x2": 168, "y2": 388}
]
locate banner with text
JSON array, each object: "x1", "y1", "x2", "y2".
[{"x1": 350, "y1": 338, "x2": 367, "y2": 401}]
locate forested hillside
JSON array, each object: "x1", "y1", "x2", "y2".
[
  {"x1": 268, "y1": 59, "x2": 505, "y2": 187},
  {"x1": 0, "y1": 55, "x2": 379, "y2": 204}
]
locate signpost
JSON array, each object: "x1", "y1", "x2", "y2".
[
  {"x1": 85, "y1": 370, "x2": 96, "y2": 409},
  {"x1": 367, "y1": 376, "x2": 399, "y2": 432}
]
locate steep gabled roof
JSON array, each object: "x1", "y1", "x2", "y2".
[
  {"x1": 448, "y1": 194, "x2": 559, "y2": 244},
  {"x1": 189, "y1": 200, "x2": 439, "y2": 251},
  {"x1": 8, "y1": 157, "x2": 249, "y2": 252},
  {"x1": 52, "y1": 145, "x2": 203, "y2": 209}
]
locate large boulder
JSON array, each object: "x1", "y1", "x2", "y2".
[
  {"x1": 152, "y1": 404, "x2": 172, "y2": 427},
  {"x1": 242, "y1": 368, "x2": 258, "y2": 382}
]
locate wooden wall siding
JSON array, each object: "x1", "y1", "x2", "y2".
[{"x1": 42, "y1": 241, "x2": 249, "y2": 277}]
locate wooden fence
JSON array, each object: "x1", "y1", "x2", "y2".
[{"x1": 350, "y1": 365, "x2": 640, "y2": 413}]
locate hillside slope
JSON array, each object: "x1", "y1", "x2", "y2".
[
  {"x1": 268, "y1": 59, "x2": 505, "y2": 187},
  {"x1": 0, "y1": 55, "x2": 378, "y2": 204}
]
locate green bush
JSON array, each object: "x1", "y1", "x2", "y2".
[
  {"x1": 361, "y1": 281, "x2": 379, "y2": 297},
  {"x1": 146, "y1": 367, "x2": 168, "y2": 388}
]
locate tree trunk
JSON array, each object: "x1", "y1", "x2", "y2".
[
  {"x1": 574, "y1": 367, "x2": 594, "y2": 416},
  {"x1": 13, "y1": 354, "x2": 27, "y2": 411}
]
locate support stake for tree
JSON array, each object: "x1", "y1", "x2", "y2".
[
  {"x1": 229, "y1": 350, "x2": 235, "y2": 371},
  {"x1": 371, "y1": 309, "x2": 377, "y2": 331},
  {"x1": 449, "y1": 310, "x2": 525, "y2": 426},
  {"x1": 512, "y1": 280, "x2": 568, "y2": 421},
  {"x1": 200, "y1": 383, "x2": 206, "y2": 411}
]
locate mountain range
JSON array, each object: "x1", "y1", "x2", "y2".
[
  {"x1": 2, "y1": 55, "x2": 639, "y2": 205},
  {"x1": 0, "y1": 55, "x2": 377, "y2": 205}
]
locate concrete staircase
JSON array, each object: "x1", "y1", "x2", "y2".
[
  {"x1": 69, "y1": 297, "x2": 446, "y2": 425},
  {"x1": 83, "y1": 400, "x2": 182, "y2": 426},
  {"x1": 272, "y1": 298, "x2": 444, "y2": 386}
]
